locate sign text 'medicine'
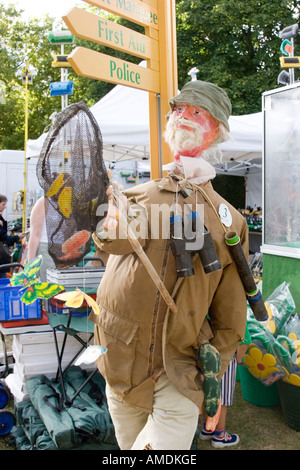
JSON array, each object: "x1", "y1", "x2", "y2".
[{"x1": 84, "y1": 0, "x2": 158, "y2": 29}]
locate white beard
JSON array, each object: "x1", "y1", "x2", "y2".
[
  {"x1": 163, "y1": 114, "x2": 220, "y2": 184},
  {"x1": 164, "y1": 114, "x2": 205, "y2": 155}
]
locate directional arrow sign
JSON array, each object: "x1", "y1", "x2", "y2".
[
  {"x1": 67, "y1": 46, "x2": 160, "y2": 93},
  {"x1": 83, "y1": 0, "x2": 158, "y2": 30},
  {"x1": 63, "y1": 7, "x2": 159, "y2": 64}
]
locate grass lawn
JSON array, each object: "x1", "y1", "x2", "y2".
[
  {"x1": 0, "y1": 335, "x2": 299, "y2": 453},
  {"x1": 0, "y1": 380, "x2": 299, "y2": 451},
  {"x1": 197, "y1": 380, "x2": 300, "y2": 451}
]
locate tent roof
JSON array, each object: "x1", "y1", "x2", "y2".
[
  {"x1": 89, "y1": 84, "x2": 263, "y2": 165},
  {"x1": 27, "y1": 82, "x2": 263, "y2": 170},
  {"x1": 219, "y1": 113, "x2": 263, "y2": 162}
]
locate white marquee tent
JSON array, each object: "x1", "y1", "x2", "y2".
[
  {"x1": 27, "y1": 81, "x2": 263, "y2": 166},
  {"x1": 26, "y1": 81, "x2": 263, "y2": 207}
]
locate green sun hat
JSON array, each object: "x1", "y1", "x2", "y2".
[{"x1": 169, "y1": 80, "x2": 232, "y2": 131}]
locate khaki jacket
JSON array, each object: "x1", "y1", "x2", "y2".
[{"x1": 90, "y1": 176, "x2": 248, "y2": 412}]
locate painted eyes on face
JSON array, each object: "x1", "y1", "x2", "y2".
[{"x1": 175, "y1": 106, "x2": 202, "y2": 115}]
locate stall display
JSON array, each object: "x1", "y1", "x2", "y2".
[
  {"x1": 239, "y1": 207, "x2": 262, "y2": 233},
  {"x1": 2, "y1": 252, "x2": 115, "y2": 448},
  {"x1": 242, "y1": 281, "x2": 300, "y2": 387},
  {"x1": 240, "y1": 281, "x2": 300, "y2": 426},
  {"x1": 249, "y1": 252, "x2": 263, "y2": 279}
]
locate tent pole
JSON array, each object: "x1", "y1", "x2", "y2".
[{"x1": 155, "y1": 93, "x2": 163, "y2": 178}]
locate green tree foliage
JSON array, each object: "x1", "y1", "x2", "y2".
[
  {"x1": 0, "y1": 0, "x2": 300, "y2": 150},
  {"x1": 0, "y1": 4, "x2": 76, "y2": 149},
  {"x1": 176, "y1": 0, "x2": 300, "y2": 114},
  {"x1": 0, "y1": 2, "x2": 144, "y2": 150}
]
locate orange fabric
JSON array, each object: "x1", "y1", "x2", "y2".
[{"x1": 199, "y1": 395, "x2": 222, "y2": 432}]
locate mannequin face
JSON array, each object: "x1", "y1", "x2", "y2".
[{"x1": 165, "y1": 104, "x2": 220, "y2": 161}]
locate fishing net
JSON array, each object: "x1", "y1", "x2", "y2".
[{"x1": 36, "y1": 101, "x2": 109, "y2": 269}]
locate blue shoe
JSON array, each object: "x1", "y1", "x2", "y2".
[
  {"x1": 199, "y1": 428, "x2": 215, "y2": 441},
  {"x1": 211, "y1": 431, "x2": 240, "y2": 449}
]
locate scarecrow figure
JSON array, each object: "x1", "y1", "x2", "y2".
[{"x1": 90, "y1": 80, "x2": 248, "y2": 450}]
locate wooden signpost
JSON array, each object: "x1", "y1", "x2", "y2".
[
  {"x1": 83, "y1": 0, "x2": 159, "y2": 29},
  {"x1": 63, "y1": 0, "x2": 178, "y2": 177},
  {"x1": 64, "y1": 7, "x2": 159, "y2": 65},
  {"x1": 68, "y1": 47, "x2": 160, "y2": 92}
]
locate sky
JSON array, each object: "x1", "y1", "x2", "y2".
[{"x1": 2, "y1": 0, "x2": 81, "y2": 20}]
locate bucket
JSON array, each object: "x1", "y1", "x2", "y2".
[
  {"x1": 277, "y1": 380, "x2": 300, "y2": 431},
  {"x1": 238, "y1": 365, "x2": 281, "y2": 407}
]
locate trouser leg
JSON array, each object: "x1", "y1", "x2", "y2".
[
  {"x1": 106, "y1": 383, "x2": 149, "y2": 450},
  {"x1": 132, "y1": 374, "x2": 199, "y2": 450},
  {"x1": 106, "y1": 375, "x2": 199, "y2": 451}
]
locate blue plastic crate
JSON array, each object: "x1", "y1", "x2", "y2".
[
  {"x1": 49, "y1": 298, "x2": 90, "y2": 317},
  {"x1": 0, "y1": 283, "x2": 41, "y2": 322},
  {"x1": 49, "y1": 303, "x2": 90, "y2": 317},
  {"x1": 49, "y1": 301, "x2": 71, "y2": 315}
]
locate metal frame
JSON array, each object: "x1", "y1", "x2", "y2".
[{"x1": 49, "y1": 310, "x2": 98, "y2": 408}]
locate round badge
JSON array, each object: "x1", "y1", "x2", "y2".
[{"x1": 219, "y1": 203, "x2": 232, "y2": 227}]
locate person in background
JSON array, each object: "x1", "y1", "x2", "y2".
[
  {"x1": 27, "y1": 196, "x2": 56, "y2": 282},
  {"x1": 0, "y1": 194, "x2": 26, "y2": 277}
]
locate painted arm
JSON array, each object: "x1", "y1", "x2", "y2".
[{"x1": 27, "y1": 197, "x2": 45, "y2": 261}]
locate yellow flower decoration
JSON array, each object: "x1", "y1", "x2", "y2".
[
  {"x1": 289, "y1": 332, "x2": 298, "y2": 341},
  {"x1": 264, "y1": 302, "x2": 276, "y2": 334},
  {"x1": 288, "y1": 333, "x2": 300, "y2": 366},
  {"x1": 283, "y1": 373, "x2": 300, "y2": 386},
  {"x1": 289, "y1": 333, "x2": 300, "y2": 352},
  {"x1": 244, "y1": 347, "x2": 280, "y2": 380}
]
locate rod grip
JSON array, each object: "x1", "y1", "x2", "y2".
[{"x1": 225, "y1": 231, "x2": 268, "y2": 321}]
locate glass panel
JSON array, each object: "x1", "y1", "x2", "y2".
[{"x1": 264, "y1": 85, "x2": 300, "y2": 248}]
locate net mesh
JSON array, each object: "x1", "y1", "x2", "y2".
[{"x1": 36, "y1": 101, "x2": 109, "y2": 269}]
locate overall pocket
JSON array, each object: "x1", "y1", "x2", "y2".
[{"x1": 97, "y1": 306, "x2": 139, "y2": 393}]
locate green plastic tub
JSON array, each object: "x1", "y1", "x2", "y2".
[
  {"x1": 277, "y1": 380, "x2": 300, "y2": 431},
  {"x1": 238, "y1": 365, "x2": 281, "y2": 407}
]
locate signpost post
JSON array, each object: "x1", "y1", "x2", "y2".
[{"x1": 63, "y1": 0, "x2": 177, "y2": 178}]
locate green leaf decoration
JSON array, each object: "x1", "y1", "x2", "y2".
[
  {"x1": 272, "y1": 341, "x2": 294, "y2": 373},
  {"x1": 23, "y1": 255, "x2": 43, "y2": 277},
  {"x1": 10, "y1": 255, "x2": 43, "y2": 287},
  {"x1": 21, "y1": 282, "x2": 64, "y2": 305}
]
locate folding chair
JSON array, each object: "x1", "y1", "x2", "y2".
[
  {"x1": 46, "y1": 256, "x2": 105, "y2": 409},
  {"x1": 47, "y1": 310, "x2": 99, "y2": 409}
]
